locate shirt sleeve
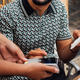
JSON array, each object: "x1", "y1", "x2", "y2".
[
  {"x1": 57, "y1": 2, "x2": 72, "y2": 40},
  {"x1": 0, "y1": 6, "x2": 15, "y2": 41}
]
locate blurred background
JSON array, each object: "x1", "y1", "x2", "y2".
[{"x1": 69, "y1": 0, "x2": 80, "y2": 37}]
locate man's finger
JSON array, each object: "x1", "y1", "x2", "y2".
[{"x1": 29, "y1": 50, "x2": 47, "y2": 56}]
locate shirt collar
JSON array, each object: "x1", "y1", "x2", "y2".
[{"x1": 20, "y1": 0, "x2": 56, "y2": 16}]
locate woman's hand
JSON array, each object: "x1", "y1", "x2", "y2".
[
  {"x1": 0, "y1": 33, "x2": 27, "y2": 63},
  {"x1": 23, "y1": 63, "x2": 59, "y2": 80}
]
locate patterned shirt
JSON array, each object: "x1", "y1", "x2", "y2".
[
  {"x1": 0, "y1": 0, "x2": 71, "y2": 79},
  {"x1": 0, "y1": 0, "x2": 71, "y2": 56}
]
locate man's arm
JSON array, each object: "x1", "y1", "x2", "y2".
[
  {"x1": 56, "y1": 39, "x2": 78, "y2": 62},
  {"x1": 57, "y1": 29, "x2": 80, "y2": 62}
]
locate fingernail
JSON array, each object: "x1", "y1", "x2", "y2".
[
  {"x1": 23, "y1": 58, "x2": 28, "y2": 61},
  {"x1": 55, "y1": 68, "x2": 59, "y2": 73},
  {"x1": 43, "y1": 52, "x2": 47, "y2": 55}
]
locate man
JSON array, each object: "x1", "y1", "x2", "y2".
[{"x1": 0, "y1": 0, "x2": 80, "y2": 80}]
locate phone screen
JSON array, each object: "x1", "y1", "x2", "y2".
[
  {"x1": 40, "y1": 57, "x2": 57, "y2": 63},
  {"x1": 24, "y1": 57, "x2": 58, "y2": 64}
]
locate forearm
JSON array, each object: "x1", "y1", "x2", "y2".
[
  {"x1": 59, "y1": 43, "x2": 79, "y2": 62},
  {"x1": 0, "y1": 60, "x2": 26, "y2": 76}
]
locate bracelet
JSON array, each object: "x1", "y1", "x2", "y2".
[
  {"x1": 70, "y1": 43, "x2": 78, "y2": 53},
  {"x1": 70, "y1": 48, "x2": 77, "y2": 53}
]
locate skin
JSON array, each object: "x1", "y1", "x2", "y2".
[
  {"x1": 0, "y1": 33, "x2": 47, "y2": 63},
  {"x1": 0, "y1": 33, "x2": 27, "y2": 63},
  {"x1": 0, "y1": 60, "x2": 59, "y2": 80},
  {"x1": 0, "y1": 34, "x2": 59, "y2": 80},
  {"x1": 56, "y1": 31, "x2": 80, "y2": 62},
  {"x1": 0, "y1": 0, "x2": 80, "y2": 79}
]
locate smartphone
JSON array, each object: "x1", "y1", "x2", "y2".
[{"x1": 24, "y1": 57, "x2": 59, "y2": 72}]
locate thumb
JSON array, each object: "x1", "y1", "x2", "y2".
[
  {"x1": 44, "y1": 65, "x2": 59, "y2": 73},
  {"x1": 15, "y1": 49, "x2": 28, "y2": 62},
  {"x1": 73, "y1": 30, "x2": 80, "y2": 39}
]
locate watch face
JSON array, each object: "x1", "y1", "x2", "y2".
[{"x1": 32, "y1": 0, "x2": 52, "y2": 5}]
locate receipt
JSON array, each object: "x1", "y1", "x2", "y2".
[{"x1": 70, "y1": 37, "x2": 80, "y2": 49}]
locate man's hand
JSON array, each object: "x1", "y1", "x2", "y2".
[
  {"x1": 70, "y1": 30, "x2": 80, "y2": 54},
  {"x1": 26, "y1": 48, "x2": 47, "y2": 59},
  {"x1": 0, "y1": 33, "x2": 27, "y2": 63},
  {"x1": 72, "y1": 30, "x2": 80, "y2": 48},
  {"x1": 73, "y1": 30, "x2": 80, "y2": 40}
]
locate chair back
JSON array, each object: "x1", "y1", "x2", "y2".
[
  {"x1": 0, "y1": 5, "x2": 3, "y2": 9},
  {"x1": 0, "y1": 0, "x2": 12, "y2": 9}
]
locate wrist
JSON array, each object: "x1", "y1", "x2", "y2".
[
  {"x1": 15, "y1": 64, "x2": 27, "y2": 76},
  {"x1": 16, "y1": 64, "x2": 29, "y2": 77},
  {"x1": 70, "y1": 43, "x2": 79, "y2": 53}
]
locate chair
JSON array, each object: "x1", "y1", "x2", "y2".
[
  {"x1": 3, "y1": 0, "x2": 12, "y2": 5},
  {"x1": 0, "y1": 5, "x2": 3, "y2": 9},
  {"x1": 65, "y1": 56, "x2": 80, "y2": 77},
  {"x1": 54, "y1": 44, "x2": 80, "y2": 78},
  {"x1": 3, "y1": 0, "x2": 6, "y2": 5},
  {"x1": 0, "y1": 0, "x2": 12, "y2": 9}
]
